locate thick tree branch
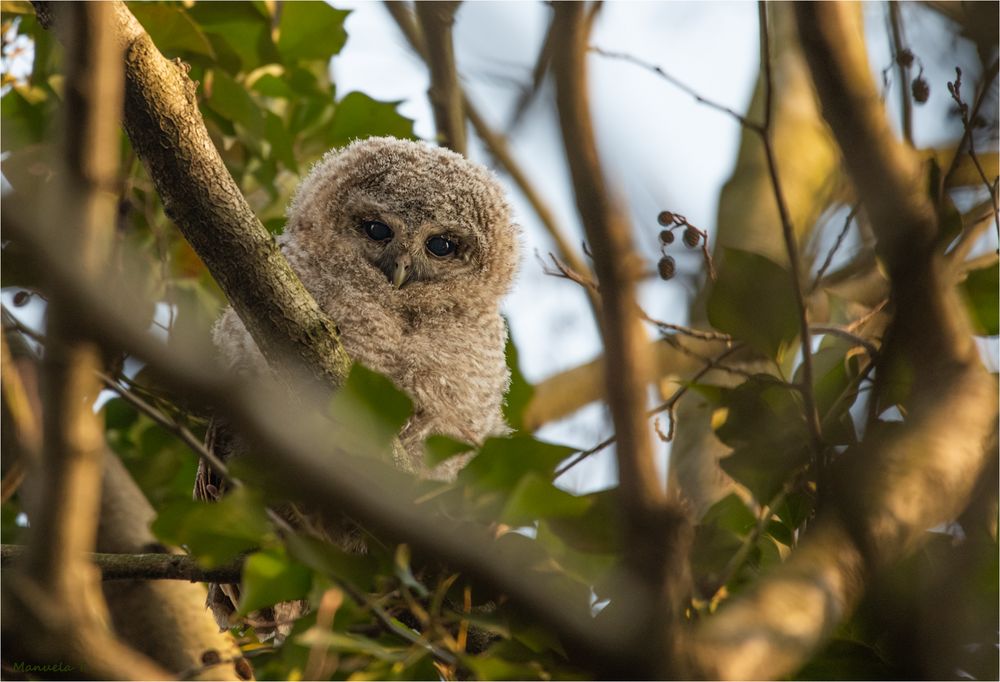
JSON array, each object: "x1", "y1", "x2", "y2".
[
  {"x1": 33, "y1": 0, "x2": 351, "y2": 392},
  {"x1": 685, "y1": 5, "x2": 998, "y2": 678},
  {"x1": 415, "y1": 1, "x2": 467, "y2": 155}
]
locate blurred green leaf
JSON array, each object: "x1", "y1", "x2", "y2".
[
  {"x1": 501, "y1": 473, "x2": 590, "y2": 526},
  {"x1": 238, "y1": 547, "x2": 313, "y2": 616},
  {"x1": 329, "y1": 363, "x2": 413, "y2": 456},
  {"x1": 152, "y1": 487, "x2": 271, "y2": 566},
  {"x1": 264, "y1": 109, "x2": 297, "y2": 171},
  {"x1": 393, "y1": 544, "x2": 429, "y2": 598},
  {"x1": 1, "y1": 85, "x2": 52, "y2": 146},
  {"x1": 276, "y1": 2, "x2": 349, "y2": 62},
  {"x1": 700, "y1": 493, "x2": 756, "y2": 532},
  {"x1": 707, "y1": 248, "x2": 800, "y2": 359},
  {"x1": 546, "y1": 488, "x2": 621, "y2": 554},
  {"x1": 715, "y1": 375, "x2": 811, "y2": 501},
  {"x1": 424, "y1": 434, "x2": 473, "y2": 467},
  {"x1": 327, "y1": 92, "x2": 416, "y2": 149},
  {"x1": 459, "y1": 434, "x2": 574, "y2": 493},
  {"x1": 961, "y1": 263, "x2": 999, "y2": 335},
  {"x1": 286, "y1": 533, "x2": 378, "y2": 592},
  {"x1": 503, "y1": 330, "x2": 535, "y2": 431},
  {"x1": 130, "y1": 4, "x2": 216, "y2": 60}
]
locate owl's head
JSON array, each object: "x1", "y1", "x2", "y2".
[{"x1": 284, "y1": 137, "x2": 520, "y2": 311}]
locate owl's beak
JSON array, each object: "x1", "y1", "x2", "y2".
[{"x1": 391, "y1": 254, "x2": 412, "y2": 288}]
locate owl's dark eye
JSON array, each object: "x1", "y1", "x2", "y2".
[
  {"x1": 426, "y1": 235, "x2": 457, "y2": 257},
  {"x1": 362, "y1": 220, "x2": 393, "y2": 242}
]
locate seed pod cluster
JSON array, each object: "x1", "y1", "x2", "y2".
[{"x1": 655, "y1": 209, "x2": 709, "y2": 281}]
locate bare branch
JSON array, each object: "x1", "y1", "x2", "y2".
[
  {"x1": 415, "y1": 2, "x2": 467, "y2": 154},
  {"x1": 550, "y1": 8, "x2": 692, "y2": 673},
  {"x1": 3, "y1": 544, "x2": 243, "y2": 583}
]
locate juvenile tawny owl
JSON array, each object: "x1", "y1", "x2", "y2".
[{"x1": 195, "y1": 136, "x2": 520, "y2": 638}]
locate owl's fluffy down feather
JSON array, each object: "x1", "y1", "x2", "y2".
[
  {"x1": 202, "y1": 138, "x2": 520, "y2": 641},
  {"x1": 213, "y1": 136, "x2": 520, "y2": 477}
]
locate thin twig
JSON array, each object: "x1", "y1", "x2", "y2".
[
  {"x1": 758, "y1": 1, "x2": 824, "y2": 466},
  {"x1": 943, "y1": 57, "x2": 999, "y2": 192},
  {"x1": 96, "y1": 371, "x2": 238, "y2": 488},
  {"x1": 947, "y1": 64, "x2": 1000, "y2": 233},
  {"x1": 887, "y1": 2, "x2": 913, "y2": 146},
  {"x1": 555, "y1": 345, "x2": 742, "y2": 478},
  {"x1": 810, "y1": 204, "x2": 860, "y2": 294},
  {"x1": 591, "y1": 47, "x2": 760, "y2": 131},
  {"x1": 810, "y1": 325, "x2": 879, "y2": 359}
]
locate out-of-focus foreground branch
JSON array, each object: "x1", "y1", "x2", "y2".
[
  {"x1": 414, "y1": 1, "x2": 467, "y2": 155},
  {"x1": 550, "y1": 3, "x2": 690, "y2": 677},
  {"x1": 686, "y1": 4, "x2": 998, "y2": 678},
  {"x1": 1, "y1": 5, "x2": 168, "y2": 679},
  {"x1": 3, "y1": 205, "x2": 653, "y2": 679},
  {"x1": 32, "y1": 0, "x2": 351, "y2": 391}
]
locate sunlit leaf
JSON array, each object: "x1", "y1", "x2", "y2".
[
  {"x1": 327, "y1": 92, "x2": 416, "y2": 149},
  {"x1": 238, "y1": 547, "x2": 313, "y2": 616},
  {"x1": 961, "y1": 263, "x2": 999, "y2": 335},
  {"x1": 277, "y1": 2, "x2": 349, "y2": 62}
]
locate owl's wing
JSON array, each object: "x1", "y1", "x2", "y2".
[{"x1": 193, "y1": 415, "x2": 234, "y2": 502}]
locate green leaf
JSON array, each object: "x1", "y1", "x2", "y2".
[
  {"x1": 103, "y1": 398, "x2": 139, "y2": 431},
  {"x1": 458, "y1": 434, "x2": 574, "y2": 493},
  {"x1": 151, "y1": 487, "x2": 271, "y2": 567},
  {"x1": 328, "y1": 364, "x2": 413, "y2": 456},
  {"x1": 129, "y1": 4, "x2": 216, "y2": 60},
  {"x1": 277, "y1": 2, "x2": 349, "y2": 62},
  {"x1": 700, "y1": 493, "x2": 756, "y2": 533},
  {"x1": 502, "y1": 330, "x2": 535, "y2": 431},
  {"x1": 424, "y1": 434, "x2": 473, "y2": 467},
  {"x1": 962, "y1": 263, "x2": 999, "y2": 335},
  {"x1": 238, "y1": 547, "x2": 313, "y2": 616},
  {"x1": 707, "y1": 248, "x2": 800, "y2": 359},
  {"x1": 187, "y1": 2, "x2": 279, "y2": 73},
  {"x1": 264, "y1": 110, "x2": 297, "y2": 171},
  {"x1": 546, "y1": 488, "x2": 621, "y2": 553},
  {"x1": 501, "y1": 473, "x2": 591, "y2": 526},
  {"x1": 327, "y1": 92, "x2": 416, "y2": 149},
  {"x1": 715, "y1": 375, "x2": 811, "y2": 501},
  {"x1": 285, "y1": 533, "x2": 378, "y2": 592},
  {"x1": 207, "y1": 70, "x2": 265, "y2": 136}
]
